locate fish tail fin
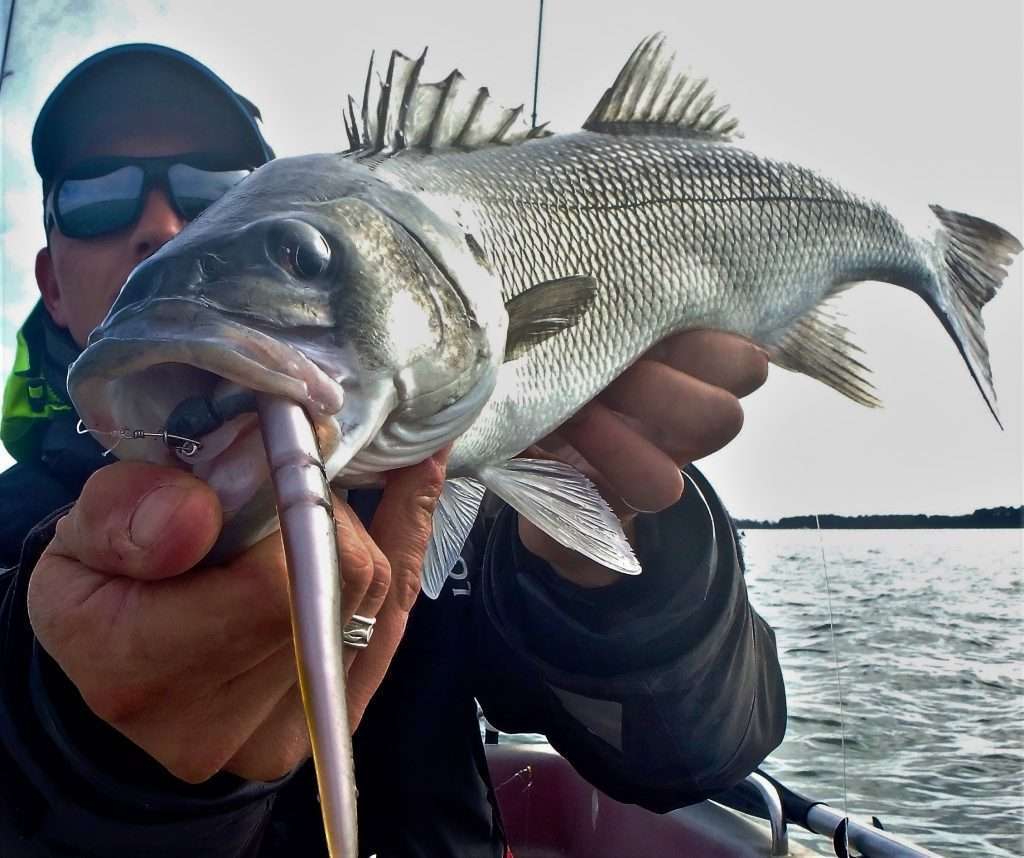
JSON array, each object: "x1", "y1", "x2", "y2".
[{"x1": 922, "y1": 205, "x2": 1021, "y2": 428}]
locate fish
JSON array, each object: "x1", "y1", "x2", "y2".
[{"x1": 69, "y1": 34, "x2": 1021, "y2": 594}]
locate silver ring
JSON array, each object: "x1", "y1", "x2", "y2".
[{"x1": 342, "y1": 614, "x2": 376, "y2": 649}]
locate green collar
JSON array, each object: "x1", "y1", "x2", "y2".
[{"x1": 1, "y1": 302, "x2": 78, "y2": 463}]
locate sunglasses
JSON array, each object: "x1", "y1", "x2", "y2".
[{"x1": 45, "y1": 154, "x2": 253, "y2": 239}]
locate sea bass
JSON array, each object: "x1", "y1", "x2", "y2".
[{"x1": 69, "y1": 34, "x2": 1020, "y2": 587}]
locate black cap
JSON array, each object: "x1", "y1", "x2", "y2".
[{"x1": 32, "y1": 43, "x2": 275, "y2": 193}]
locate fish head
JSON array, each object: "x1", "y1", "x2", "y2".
[{"x1": 68, "y1": 153, "x2": 506, "y2": 546}]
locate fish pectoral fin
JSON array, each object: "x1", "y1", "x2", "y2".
[
  {"x1": 584, "y1": 33, "x2": 741, "y2": 141},
  {"x1": 503, "y1": 276, "x2": 599, "y2": 361},
  {"x1": 421, "y1": 477, "x2": 486, "y2": 599},
  {"x1": 764, "y1": 300, "x2": 880, "y2": 408},
  {"x1": 478, "y1": 458, "x2": 641, "y2": 575}
]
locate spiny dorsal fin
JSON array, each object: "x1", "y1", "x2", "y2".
[
  {"x1": 584, "y1": 33, "x2": 742, "y2": 140},
  {"x1": 345, "y1": 48, "x2": 553, "y2": 158}
]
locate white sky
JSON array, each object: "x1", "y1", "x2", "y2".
[{"x1": 0, "y1": 0, "x2": 1021, "y2": 520}]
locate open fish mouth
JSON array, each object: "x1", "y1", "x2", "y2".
[{"x1": 68, "y1": 302, "x2": 346, "y2": 515}]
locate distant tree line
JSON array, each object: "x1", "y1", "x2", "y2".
[{"x1": 735, "y1": 506, "x2": 1023, "y2": 529}]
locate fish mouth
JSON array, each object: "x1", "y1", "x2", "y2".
[{"x1": 69, "y1": 300, "x2": 345, "y2": 517}]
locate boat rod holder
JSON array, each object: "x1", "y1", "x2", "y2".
[{"x1": 744, "y1": 771, "x2": 789, "y2": 856}]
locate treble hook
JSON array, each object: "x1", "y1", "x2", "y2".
[{"x1": 76, "y1": 419, "x2": 203, "y2": 458}]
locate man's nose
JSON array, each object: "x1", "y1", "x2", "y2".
[{"x1": 132, "y1": 188, "x2": 186, "y2": 260}]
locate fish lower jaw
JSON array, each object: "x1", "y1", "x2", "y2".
[
  {"x1": 187, "y1": 411, "x2": 347, "y2": 518},
  {"x1": 185, "y1": 414, "x2": 267, "y2": 516}
]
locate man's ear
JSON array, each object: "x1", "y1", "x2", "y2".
[{"x1": 35, "y1": 247, "x2": 69, "y2": 328}]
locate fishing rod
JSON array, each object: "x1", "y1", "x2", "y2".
[
  {"x1": 0, "y1": 0, "x2": 14, "y2": 93},
  {"x1": 531, "y1": 0, "x2": 543, "y2": 128},
  {"x1": 721, "y1": 769, "x2": 944, "y2": 858}
]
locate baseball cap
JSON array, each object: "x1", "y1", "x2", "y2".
[{"x1": 32, "y1": 43, "x2": 275, "y2": 194}]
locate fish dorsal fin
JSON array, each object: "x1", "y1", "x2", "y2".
[
  {"x1": 344, "y1": 48, "x2": 553, "y2": 158},
  {"x1": 584, "y1": 34, "x2": 741, "y2": 140}
]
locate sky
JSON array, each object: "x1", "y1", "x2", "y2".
[{"x1": 0, "y1": 0, "x2": 1021, "y2": 520}]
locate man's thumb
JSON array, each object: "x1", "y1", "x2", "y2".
[{"x1": 49, "y1": 462, "x2": 222, "y2": 579}]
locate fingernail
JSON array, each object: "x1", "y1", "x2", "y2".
[{"x1": 130, "y1": 485, "x2": 190, "y2": 548}]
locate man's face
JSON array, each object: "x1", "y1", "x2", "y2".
[{"x1": 36, "y1": 126, "x2": 233, "y2": 348}]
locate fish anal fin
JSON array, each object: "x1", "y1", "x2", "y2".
[
  {"x1": 504, "y1": 276, "x2": 599, "y2": 361},
  {"x1": 766, "y1": 300, "x2": 881, "y2": 408},
  {"x1": 421, "y1": 477, "x2": 486, "y2": 599},
  {"x1": 584, "y1": 33, "x2": 742, "y2": 141},
  {"x1": 478, "y1": 458, "x2": 640, "y2": 576}
]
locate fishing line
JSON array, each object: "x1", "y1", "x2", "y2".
[
  {"x1": 0, "y1": 0, "x2": 15, "y2": 401},
  {"x1": 816, "y1": 512, "x2": 851, "y2": 855}
]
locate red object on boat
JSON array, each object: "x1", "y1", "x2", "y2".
[{"x1": 486, "y1": 743, "x2": 813, "y2": 858}]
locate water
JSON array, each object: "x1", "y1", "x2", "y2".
[
  {"x1": 743, "y1": 529, "x2": 1023, "y2": 857},
  {"x1": 490, "y1": 529, "x2": 1023, "y2": 856}
]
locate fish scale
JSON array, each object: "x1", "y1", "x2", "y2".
[{"x1": 374, "y1": 133, "x2": 922, "y2": 468}]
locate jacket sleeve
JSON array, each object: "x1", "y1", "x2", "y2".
[
  {"x1": 0, "y1": 511, "x2": 285, "y2": 858},
  {"x1": 472, "y1": 466, "x2": 787, "y2": 812}
]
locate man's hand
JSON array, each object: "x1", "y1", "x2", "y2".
[
  {"x1": 27, "y1": 454, "x2": 445, "y2": 785},
  {"x1": 519, "y1": 330, "x2": 769, "y2": 586}
]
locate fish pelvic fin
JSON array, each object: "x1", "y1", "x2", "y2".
[
  {"x1": 584, "y1": 33, "x2": 742, "y2": 141},
  {"x1": 421, "y1": 477, "x2": 486, "y2": 599},
  {"x1": 478, "y1": 458, "x2": 640, "y2": 576},
  {"x1": 345, "y1": 48, "x2": 553, "y2": 159},
  {"x1": 922, "y1": 205, "x2": 1022, "y2": 429},
  {"x1": 765, "y1": 299, "x2": 881, "y2": 409}
]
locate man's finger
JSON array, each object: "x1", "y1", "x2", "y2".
[
  {"x1": 559, "y1": 400, "x2": 683, "y2": 513},
  {"x1": 346, "y1": 450, "x2": 447, "y2": 728},
  {"x1": 332, "y1": 502, "x2": 387, "y2": 625},
  {"x1": 598, "y1": 360, "x2": 746, "y2": 462},
  {"x1": 46, "y1": 462, "x2": 222, "y2": 581},
  {"x1": 648, "y1": 330, "x2": 769, "y2": 398},
  {"x1": 331, "y1": 501, "x2": 391, "y2": 671}
]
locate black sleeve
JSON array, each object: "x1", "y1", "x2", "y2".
[
  {"x1": 0, "y1": 463, "x2": 80, "y2": 569},
  {"x1": 0, "y1": 512, "x2": 287, "y2": 858},
  {"x1": 472, "y1": 466, "x2": 787, "y2": 812}
]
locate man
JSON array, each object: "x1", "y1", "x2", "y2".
[{"x1": 0, "y1": 44, "x2": 785, "y2": 857}]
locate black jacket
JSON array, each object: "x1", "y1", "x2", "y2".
[{"x1": 0, "y1": 308, "x2": 786, "y2": 857}]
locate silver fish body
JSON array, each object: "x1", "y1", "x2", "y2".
[
  {"x1": 326, "y1": 34, "x2": 1018, "y2": 587},
  {"x1": 374, "y1": 132, "x2": 927, "y2": 469},
  {"x1": 68, "y1": 33, "x2": 1021, "y2": 582}
]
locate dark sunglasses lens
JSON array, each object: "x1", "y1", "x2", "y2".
[
  {"x1": 169, "y1": 165, "x2": 251, "y2": 220},
  {"x1": 57, "y1": 166, "x2": 144, "y2": 237}
]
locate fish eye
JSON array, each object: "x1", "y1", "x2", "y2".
[{"x1": 273, "y1": 220, "x2": 332, "y2": 280}]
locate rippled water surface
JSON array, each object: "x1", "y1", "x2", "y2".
[{"x1": 743, "y1": 529, "x2": 1023, "y2": 857}]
